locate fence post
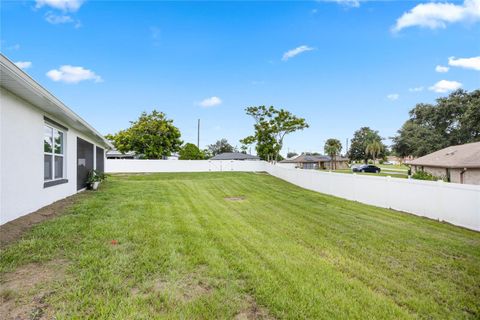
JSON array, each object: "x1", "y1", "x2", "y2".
[
  {"x1": 436, "y1": 179, "x2": 445, "y2": 221},
  {"x1": 352, "y1": 173, "x2": 357, "y2": 202},
  {"x1": 385, "y1": 176, "x2": 391, "y2": 209}
]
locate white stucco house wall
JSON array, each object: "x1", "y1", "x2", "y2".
[{"x1": 0, "y1": 54, "x2": 112, "y2": 225}]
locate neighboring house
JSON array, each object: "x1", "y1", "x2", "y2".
[
  {"x1": 165, "y1": 153, "x2": 179, "y2": 160},
  {"x1": 210, "y1": 152, "x2": 260, "y2": 161},
  {"x1": 408, "y1": 142, "x2": 480, "y2": 185},
  {"x1": 0, "y1": 54, "x2": 112, "y2": 225},
  {"x1": 385, "y1": 156, "x2": 401, "y2": 165},
  {"x1": 280, "y1": 154, "x2": 349, "y2": 170},
  {"x1": 385, "y1": 155, "x2": 414, "y2": 165},
  {"x1": 106, "y1": 150, "x2": 136, "y2": 159}
]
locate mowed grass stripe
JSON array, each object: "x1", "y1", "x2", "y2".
[
  {"x1": 161, "y1": 175, "x2": 409, "y2": 318},
  {"x1": 201, "y1": 175, "x2": 412, "y2": 318},
  {"x1": 226, "y1": 174, "x2": 479, "y2": 317},
  {"x1": 0, "y1": 172, "x2": 478, "y2": 319}
]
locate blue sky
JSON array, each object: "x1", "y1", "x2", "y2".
[{"x1": 2, "y1": 0, "x2": 479, "y2": 155}]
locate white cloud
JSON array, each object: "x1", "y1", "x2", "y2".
[
  {"x1": 35, "y1": 0, "x2": 84, "y2": 12},
  {"x1": 46, "y1": 65, "x2": 102, "y2": 84},
  {"x1": 409, "y1": 86, "x2": 424, "y2": 92},
  {"x1": 435, "y1": 65, "x2": 450, "y2": 73},
  {"x1": 448, "y1": 56, "x2": 480, "y2": 71},
  {"x1": 282, "y1": 45, "x2": 314, "y2": 61},
  {"x1": 429, "y1": 80, "x2": 462, "y2": 93},
  {"x1": 45, "y1": 12, "x2": 74, "y2": 24},
  {"x1": 7, "y1": 43, "x2": 20, "y2": 51},
  {"x1": 392, "y1": 0, "x2": 480, "y2": 32},
  {"x1": 15, "y1": 61, "x2": 32, "y2": 69},
  {"x1": 199, "y1": 96, "x2": 222, "y2": 108},
  {"x1": 333, "y1": 0, "x2": 360, "y2": 8},
  {"x1": 387, "y1": 93, "x2": 400, "y2": 101}
]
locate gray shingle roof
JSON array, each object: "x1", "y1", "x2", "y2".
[
  {"x1": 106, "y1": 150, "x2": 136, "y2": 158},
  {"x1": 210, "y1": 152, "x2": 260, "y2": 160},
  {"x1": 408, "y1": 142, "x2": 480, "y2": 169}
]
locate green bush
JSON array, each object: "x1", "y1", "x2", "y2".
[{"x1": 411, "y1": 171, "x2": 446, "y2": 181}]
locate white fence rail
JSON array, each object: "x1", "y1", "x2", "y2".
[
  {"x1": 265, "y1": 165, "x2": 480, "y2": 231},
  {"x1": 105, "y1": 160, "x2": 480, "y2": 231},
  {"x1": 106, "y1": 159, "x2": 265, "y2": 173}
]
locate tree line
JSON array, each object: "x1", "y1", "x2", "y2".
[
  {"x1": 392, "y1": 89, "x2": 479, "y2": 158},
  {"x1": 106, "y1": 89, "x2": 479, "y2": 161},
  {"x1": 340, "y1": 89, "x2": 479, "y2": 163},
  {"x1": 106, "y1": 105, "x2": 309, "y2": 160}
]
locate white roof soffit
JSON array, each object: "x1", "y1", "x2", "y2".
[{"x1": 0, "y1": 54, "x2": 113, "y2": 149}]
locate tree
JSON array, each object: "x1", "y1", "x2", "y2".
[
  {"x1": 179, "y1": 143, "x2": 205, "y2": 160},
  {"x1": 106, "y1": 110, "x2": 182, "y2": 159},
  {"x1": 392, "y1": 89, "x2": 480, "y2": 157},
  {"x1": 241, "y1": 127, "x2": 277, "y2": 161},
  {"x1": 207, "y1": 138, "x2": 234, "y2": 156},
  {"x1": 391, "y1": 122, "x2": 443, "y2": 158},
  {"x1": 287, "y1": 152, "x2": 298, "y2": 158},
  {"x1": 365, "y1": 140, "x2": 383, "y2": 164},
  {"x1": 348, "y1": 127, "x2": 385, "y2": 163},
  {"x1": 240, "y1": 144, "x2": 248, "y2": 154},
  {"x1": 241, "y1": 106, "x2": 309, "y2": 161},
  {"x1": 202, "y1": 148, "x2": 213, "y2": 159},
  {"x1": 324, "y1": 139, "x2": 342, "y2": 170}
]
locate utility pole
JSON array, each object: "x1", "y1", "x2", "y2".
[
  {"x1": 197, "y1": 119, "x2": 200, "y2": 149},
  {"x1": 345, "y1": 138, "x2": 349, "y2": 156}
]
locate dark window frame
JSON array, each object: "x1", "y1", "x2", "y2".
[
  {"x1": 44, "y1": 119, "x2": 67, "y2": 188},
  {"x1": 44, "y1": 179, "x2": 68, "y2": 188}
]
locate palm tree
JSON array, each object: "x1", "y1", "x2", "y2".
[
  {"x1": 365, "y1": 140, "x2": 383, "y2": 164},
  {"x1": 324, "y1": 139, "x2": 342, "y2": 170}
]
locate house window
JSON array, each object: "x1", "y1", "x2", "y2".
[{"x1": 44, "y1": 124, "x2": 65, "y2": 182}]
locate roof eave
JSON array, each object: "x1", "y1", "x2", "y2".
[
  {"x1": 0, "y1": 54, "x2": 113, "y2": 149},
  {"x1": 409, "y1": 163, "x2": 480, "y2": 169}
]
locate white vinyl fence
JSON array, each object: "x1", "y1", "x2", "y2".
[
  {"x1": 265, "y1": 165, "x2": 480, "y2": 231},
  {"x1": 106, "y1": 160, "x2": 480, "y2": 231},
  {"x1": 106, "y1": 159, "x2": 265, "y2": 173}
]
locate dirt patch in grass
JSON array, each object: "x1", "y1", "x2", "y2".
[
  {"x1": 158, "y1": 268, "x2": 213, "y2": 303},
  {"x1": 225, "y1": 196, "x2": 246, "y2": 202},
  {"x1": 177, "y1": 275, "x2": 212, "y2": 302},
  {"x1": 133, "y1": 266, "x2": 213, "y2": 303},
  {"x1": 235, "y1": 295, "x2": 275, "y2": 320},
  {"x1": 0, "y1": 192, "x2": 88, "y2": 248},
  {"x1": 0, "y1": 259, "x2": 68, "y2": 319}
]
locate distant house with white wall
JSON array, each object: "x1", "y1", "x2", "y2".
[
  {"x1": 0, "y1": 54, "x2": 112, "y2": 225},
  {"x1": 408, "y1": 142, "x2": 480, "y2": 185},
  {"x1": 106, "y1": 149, "x2": 136, "y2": 159},
  {"x1": 280, "y1": 154, "x2": 349, "y2": 170}
]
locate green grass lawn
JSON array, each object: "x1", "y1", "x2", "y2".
[
  {"x1": 377, "y1": 164, "x2": 409, "y2": 171},
  {"x1": 333, "y1": 169, "x2": 408, "y2": 179},
  {"x1": 1, "y1": 173, "x2": 479, "y2": 319}
]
